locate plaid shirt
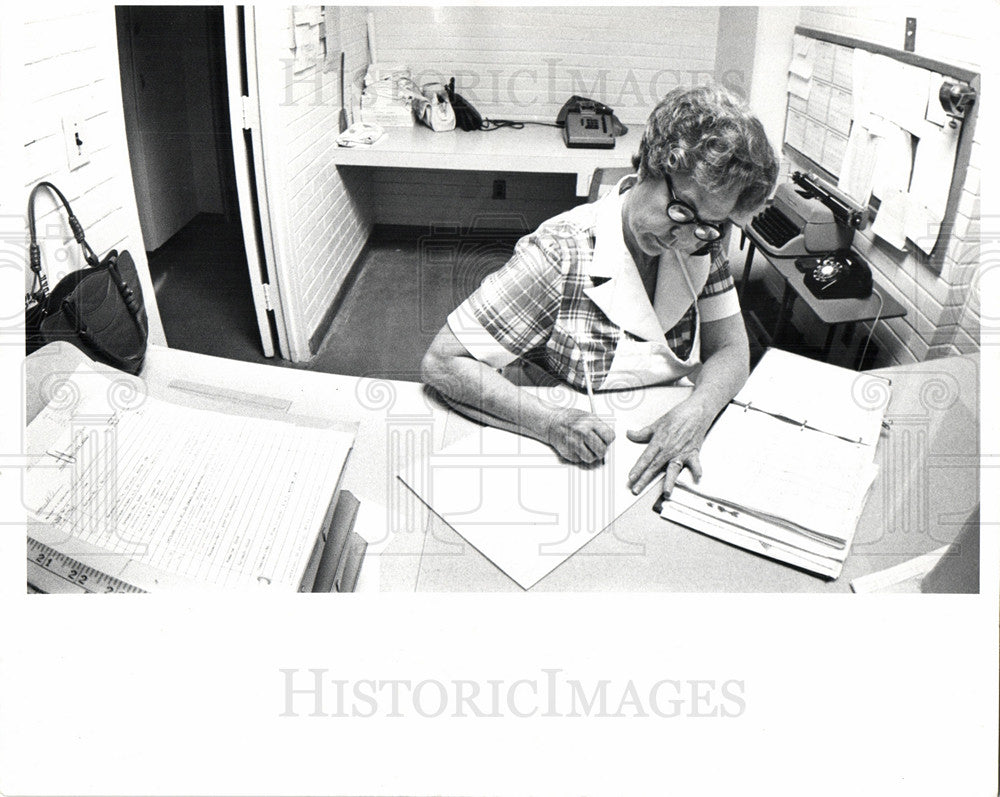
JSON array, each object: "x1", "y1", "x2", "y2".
[{"x1": 448, "y1": 177, "x2": 739, "y2": 391}]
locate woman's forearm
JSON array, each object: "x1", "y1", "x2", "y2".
[
  {"x1": 421, "y1": 325, "x2": 616, "y2": 464},
  {"x1": 422, "y1": 338, "x2": 560, "y2": 445},
  {"x1": 687, "y1": 314, "x2": 750, "y2": 421}
]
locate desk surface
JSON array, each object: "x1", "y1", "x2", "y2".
[
  {"x1": 330, "y1": 123, "x2": 643, "y2": 195},
  {"x1": 409, "y1": 353, "x2": 979, "y2": 593},
  {"x1": 743, "y1": 227, "x2": 907, "y2": 326},
  {"x1": 25, "y1": 343, "x2": 979, "y2": 593}
]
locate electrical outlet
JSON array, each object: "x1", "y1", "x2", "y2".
[
  {"x1": 904, "y1": 17, "x2": 916, "y2": 52},
  {"x1": 492, "y1": 179, "x2": 506, "y2": 200},
  {"x1": 62, "y1": 115, "x2": 90, "y2": 170}
]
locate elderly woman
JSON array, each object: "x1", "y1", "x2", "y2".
[{"x1": 422, "y1": 85, "x2": 778, "y2": 497}]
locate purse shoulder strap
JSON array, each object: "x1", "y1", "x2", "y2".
[{"x1": 27, "y1": 182, "x2": 100, "y2": 302}]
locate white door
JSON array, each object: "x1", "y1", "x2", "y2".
[{"x1": 222, "y1": 6, "x2": 290, "y2": 359}]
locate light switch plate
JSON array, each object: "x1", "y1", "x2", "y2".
[{"x1": 62, "y1": 115, "x2": 90, "y2": 170}]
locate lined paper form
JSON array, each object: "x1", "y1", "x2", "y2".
[
  {"x1": 674, "y1": 409, "x2": 877, "y2": 544},
  {"x1": 25, "y1": 365, "x2": 355, "y2": 591},
  {"x1": 732, "y1": 348, "x2": 891, "y2": 447},
  {"x1": 662, "y1": 349, "x2": 889, "y2": 579}
]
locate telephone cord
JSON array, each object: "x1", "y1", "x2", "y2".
[{"x1": 856, "y1": 288, "x2": 884, "y2": 370}]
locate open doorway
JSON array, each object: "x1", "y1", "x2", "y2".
[{"x1": 116, "y1": 5, "x2": 274, "y2": 363}]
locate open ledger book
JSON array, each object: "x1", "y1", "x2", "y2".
[
  {"x1": 658, "y1": 348, "x2": 891, "y2": 578},
  {"x1": 24, "y1": 363, "x2": 357, "y2": 592}
]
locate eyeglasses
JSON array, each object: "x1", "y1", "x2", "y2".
[{"x1": 664, "y1": 173, "x2": 726, "y2": 242}]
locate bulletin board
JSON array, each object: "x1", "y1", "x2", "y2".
[{"x1": 783, "y1": 26, "x2": 979, "y2": 264}]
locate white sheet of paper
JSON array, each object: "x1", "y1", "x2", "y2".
[
  {"x1": 787, "y1": 73, "x2": 811, "y2": 101},
  {"x1": 659, "y1": 501, "x2": 843, "y2": 579},
  {"x1": 925, "y1": 72, "x2": 949, "y2": 127},
  {"x1": 822, "y1": 133, "x2": 848, "y2": 176},
  {"x1": 734, "y1": 348, "x2": 891, "y2": 447},
  {"x1": 827, "y1": 86, "x2": 853, "y2": 136},
  {"x1": 909, "y1": 120, "x2": 960, "y2": 222},
  {"x1": 785, "y1": 110, "x2": 807, "y2": 151},
  {"x1": 813, "y1": 40, "x2": 835, "y2": 83},
  {"x1": 401, "y1": 419, "x2": 655, "y2": 590},
  {"x1": 793, "y1": 33, "x2": 814, "y2": 58},
  {"x1": 807, "y1": 81, "x2": 832, "y2": 124},
  {"x1": 870, "y1": 119, "x2": 913, "y2": 199},
  {"x1": 25, "y1": 365, "x2": 355, "y2": 591},
  {"x1": 851, "y1": 48, "x2": 872, "y2": 122},
  {"x1": 675, "y1": 409, "x2": 878, "y2": 544},
  {"x1": 866, "y1": 56, "x2": 904, "y2": 128},
  {"x1": 832, "y1": 44, "x2": 853, "y2": 90},
  {"x1": 871, "y1": 189, "x2": 910, "y2": 250},
  {"x1": 838, "y1": 122, "x2": 878, "y2": 206},
  {"x1": 803, "y1": 119, "x2": 827, "y2": 161},
  {"x1": 789, "y1": 53, "x2": 814, "y2": 81},
  {"x1": 850, "y1": 545, "x2": 951, "y2": 593}
]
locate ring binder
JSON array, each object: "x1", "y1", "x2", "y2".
[{"x1": 656, "y1": 348, "x2": 891, "y2": 579}]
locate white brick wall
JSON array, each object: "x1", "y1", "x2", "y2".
[
  {"x1": 369, "y1": 6, "x2": 721, "y2": 125},
  {"x1": 787, "y1": 6, "x2": 984, "y2": 366},
  {"x1": 254, "y1": 6, "x2": 374, "y2": 360},
  {"x1": 21, "y1": 5, "x2": 165, "y2": 345},
  {"x1": 362, "y1": 6, "x2": 731, "y2": 231}
]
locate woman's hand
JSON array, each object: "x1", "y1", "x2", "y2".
[
  {"x1": 626, "y1": 398, "x2": 712, "y2": 495},
  {"x1": 546, "y1": 408, "x2": 616, "y2": 464}
]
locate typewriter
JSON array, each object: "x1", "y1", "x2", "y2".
[{"x1": 748, "y1": 171, "x2": 868, "y2": 258}]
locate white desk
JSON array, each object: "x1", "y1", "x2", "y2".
[
  {"x1": 330, "y1": 123, "x2": 644, "y2": 196},
  {"x1": 25, "y1": 343, "x2": 980, "y2": 593}
]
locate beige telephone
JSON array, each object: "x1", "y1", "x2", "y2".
[{"x1": 413, "y1": 82, "x2": 456, "y2": 132}]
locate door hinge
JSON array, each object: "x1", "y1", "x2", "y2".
[
  {"x1": 260, "y1": 281, "x2": 273, "y2": 311},
  {"x1": 241, "y1": 95, "x2": 253, "y2": 130}
]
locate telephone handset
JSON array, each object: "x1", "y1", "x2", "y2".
[
  {"x1": 556, "y1": 96, "x2": 628, "y2": 149},
  {"x1": 445, "y1": 77, "x2": 484, "y2": 131},
  {"x1": 796, "y1": 250, "x2": 873, "y2": 300}
]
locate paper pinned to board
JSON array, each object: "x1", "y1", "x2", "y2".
[
  {"x1": 870, "y1": 190, "x2": 910, "y2": 251},
  {"x1": 925, "y1": 72, "x2": 950, "y2": 127},
  {"x1": 838, "y1": 122, "x2": 879, "y2": 206},
  {"x1": 851, "y1": 48, "x2": 873, "y2": 124},
  {"x1": 870, "y1": 119, "x2": 914, "y2": 200},
  {"x1": 787, "y1": 73, "x2": 811, "y2": 101},
  {"x1": 793, "y1": 33, "x2": 814, "y2": 57},
  {"x1": 909, "y1": 121, "x2": 961, "y2": 221},
  {"x1": 812, "y1": 39, "x2": 835, "y2": 83},
  {"x1": 832, "y1": 44, "x2": 853, "y2": 89}
]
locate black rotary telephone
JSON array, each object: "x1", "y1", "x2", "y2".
[{"x1": 796, "y1": 250, "x2": 873, "y2": 300}]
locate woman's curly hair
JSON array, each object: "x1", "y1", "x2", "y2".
[{"x1": 632, "y1": 84, "x2": 778, "y2": 216}]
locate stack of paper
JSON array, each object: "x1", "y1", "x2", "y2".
[
  {"x1": 25, "y1": 364, "x2": 356, "y2": 592},
  {"x1": 659, "y1": 349, "x2": 891, "y2": 578}
]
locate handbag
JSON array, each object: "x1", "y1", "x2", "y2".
[{"x1": 25, "y1": 182, "x2": 148, "y2": 374}]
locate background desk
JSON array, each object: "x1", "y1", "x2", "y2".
[
  {"x1": 25, "y1": 344, "x2": 979, "y2": 593},
  {"x1": 330, "y1": 123, "x2": 644, "y2": 197}
]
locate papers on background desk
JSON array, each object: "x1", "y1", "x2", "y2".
[
  {"x1": 25, "y1": 364, "x2": 355, "y2": 592},
  {"x1": 398, "y1": 394, "x2": 671, "y2": 590}
]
